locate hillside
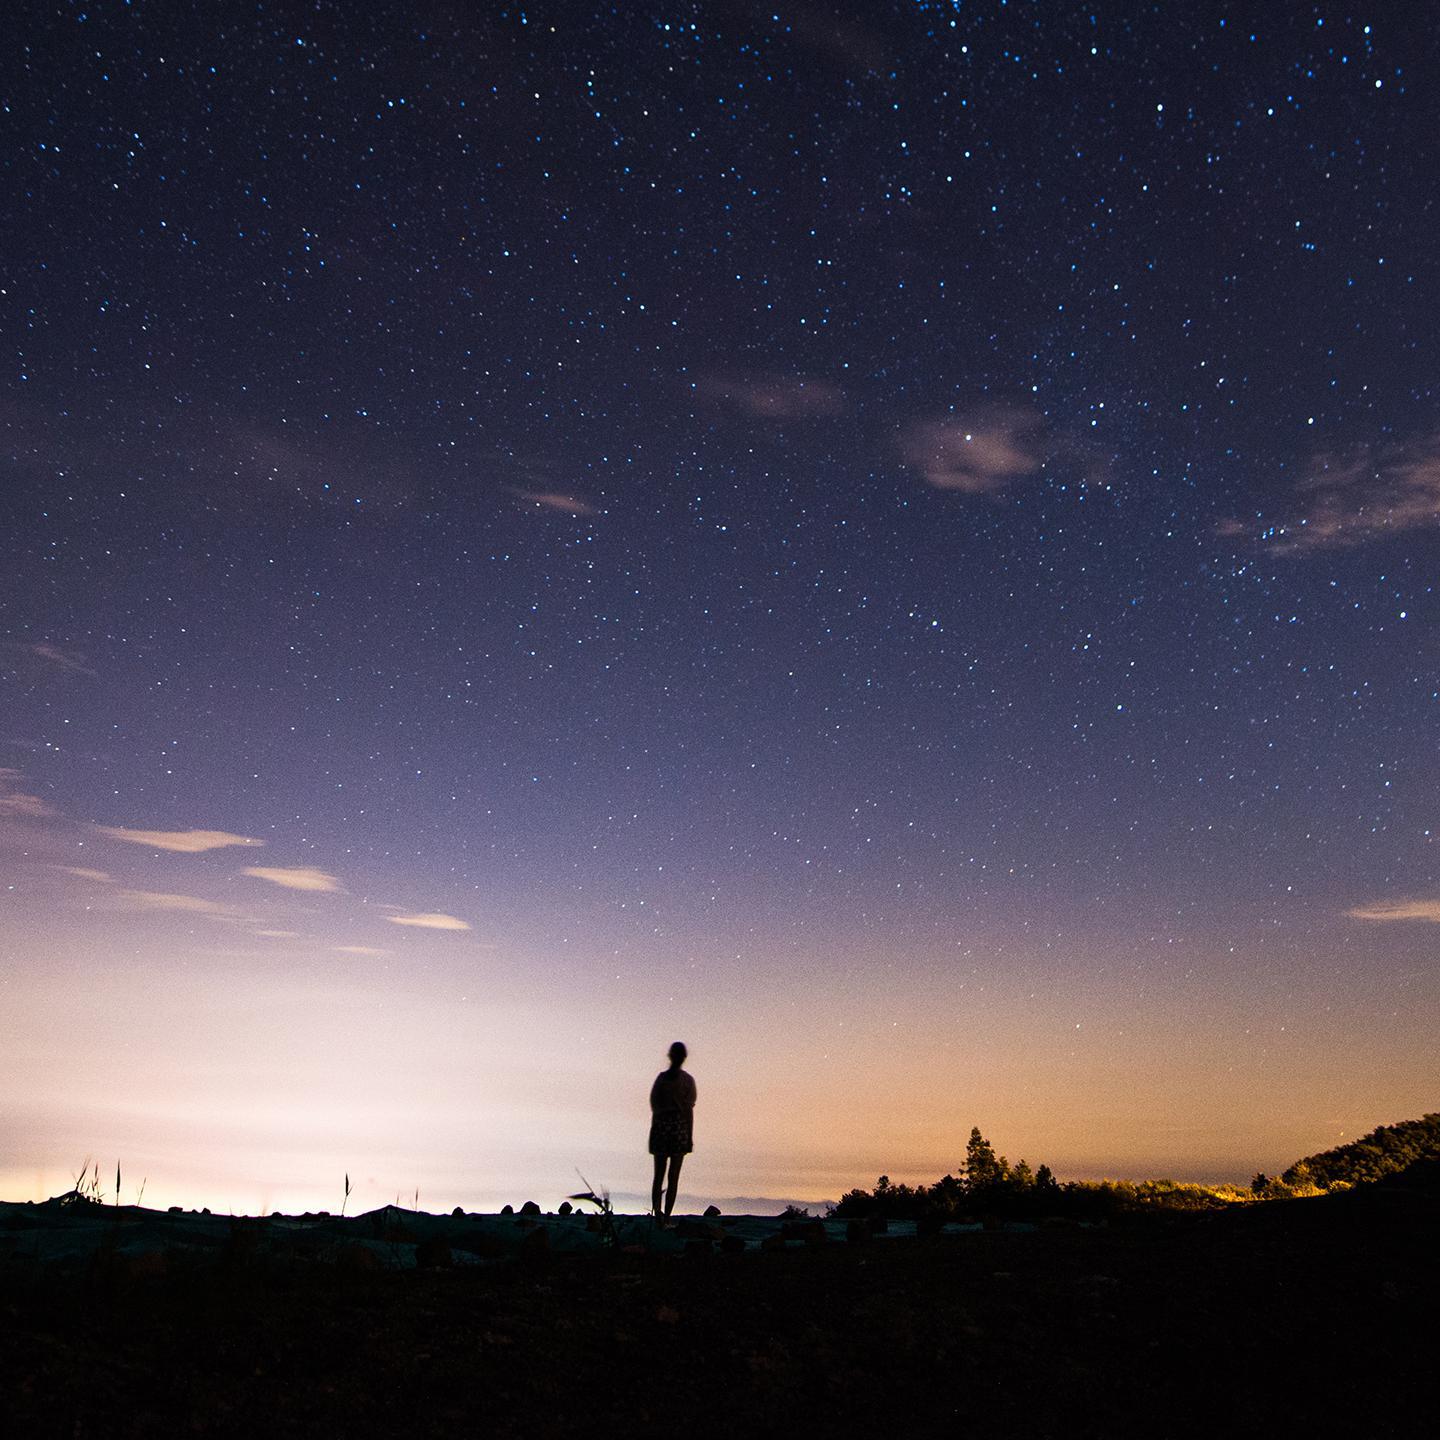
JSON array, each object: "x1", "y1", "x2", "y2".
[{"x1": 1283, "y1": 1113, "x2": 1440, "y2": 1188}]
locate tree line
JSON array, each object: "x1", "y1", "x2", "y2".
[{"x1": 830, "y1": 1113, "x2": 1440, "y2": 1219}]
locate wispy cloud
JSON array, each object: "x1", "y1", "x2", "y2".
[
  {"x1": 255, "y1": 929, "x2": 301, "y2": 939},
  {"x1": 1220, "y1": 435, "x2": 1440, "y2": 553},
  {"x1": 334, "y1": 944, "x2": 388, "y2": 955},
  {"x1": 511, "y1": 489, "x2": 599, "y2": 516},
  {"x1": 899, "y1": 409, "x2": 1045, "y2": 495},
  {"x1": 117, "y1": 889, "x2": 245, "y2": 920},
  {"x1": 242, "y1": 865, "x2": 343, "y2": 893},
  {"x1": 202, "y1": 420, "x2": 418, "y2": 512},
  {"x1": 54, "y1": 865, "x2": 115, "y2": 883},
  {"x1": 714, "y1": 0, "x2": 892, "y2": 72},
  {"x1": 385, "y1": 911, "x2": 472, "y2": 931},
  {"x1": 1347, "y1": 899, "x2": 1440, "y2": 924},
  {"x1": 98, "y1": 826, "x2": 264, "y2": 853},
  {"x1": 700, "y1": 375, "x2": 844, "y2": 420},
  {"x1": 15, "y1": 642, "x2": 97, "y2": 677},
  {"x1": 0, "y1": 769, "x2": 56, "y2": 819}
]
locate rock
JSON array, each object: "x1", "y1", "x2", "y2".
[
  {"x1": 370, "y1": 1210, "x2": 418, "y2": 1242},
  {"x1": 519, "y1": 1200, "x2": 541, "y2": 1217},
  {"x1": 452, "y1": 1205, "x2": 466, "y2": 1218},
  {"x1": 520, "y1": 1226, "x2": 549, "y2": 1260},
  {"x1": 557, "y1": 1201, "x2": 572, "y2": 1215},
  {"x1": 676, "y1": 1219, "x2": 724, "y2": 1241},
  {"x1": 703, "y1": 1204, "x2": 722, "y2": 1217},
  {"x1": 781, "y1": 1219, "x2": 827, "y2": 1244},
  {"x1": 759, "y1": 1232, "x2": 787, "y2": 1253},
  {"x1": 458, "y1": 1232, "x2": 505, "y2": 1260},
  {"x1": 90, "y1": 1248, "x2": 169, "y2": 1284},
  {"x1": 416, "y1": 1237, "x2": 453, "y2": 1269},
  {"x1": 335, "y1": 1243, "x2": 379, "y2": 1273},
  {"x1": 721, "y1": 1234, "x2": 747, "y2": 1255},
  {"x1": 168, "y1": 1205, "x2": 183, "y2": 1214},
  {"x1": 500, "y1": 1204, "x2": 514, "y2": 1216}
]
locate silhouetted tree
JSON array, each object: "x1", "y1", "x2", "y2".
[{"x1": 964, "y1": 1127, "x2": 1010, "y2": 1192}]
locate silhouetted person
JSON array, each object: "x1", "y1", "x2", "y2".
[{"x1": 649, "y1": 1041, "x2": 696, "y2": 1223}]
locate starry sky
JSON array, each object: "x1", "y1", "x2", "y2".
[{"x1": 2, "y1": 2, "x2": 1437, "y2": 1214}]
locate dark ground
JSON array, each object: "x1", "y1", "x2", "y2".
[{"x1": 1, "y1": 1180, "x2": 1433, "y2": 1438}]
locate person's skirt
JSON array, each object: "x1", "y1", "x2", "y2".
[{"x1": 648, "y1": 1112, "x2": 693, "y2": 1156}]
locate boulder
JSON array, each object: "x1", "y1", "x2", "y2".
[
  {"x1": 457, "y1": 1232, "x2": 505, "y2": 1260},
  {"x1": 676, "y1": 1219, "x2": 725, "y2": 1241},
  {"x1": 703, "y1": 1204, "x2": 722, "y2": 1218},
  {"x1": 416, "y1": 1237, "x2": 453, "y2": 1269},
  {"x1": 334, "y1": 1243, "x2": 380, "y2": 1274},
  {"x1": 781, "y1": 1218, "x2": 827, "y2": 1244},
  {"x1": 519, "y1": 1200, "x2": 541, "y2": 1217}
]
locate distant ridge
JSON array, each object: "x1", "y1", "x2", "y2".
[{"x1": 1284, "y1": 1113, "x2": 1440, "y2": 1189}]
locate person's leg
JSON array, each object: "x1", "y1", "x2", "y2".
[
  {"x1": 651, "y1": 1154, "x2": 667, "y2": 1219},
  {"x1": 664, "y1": 1153, "x2": 684, "y2": 1217}
]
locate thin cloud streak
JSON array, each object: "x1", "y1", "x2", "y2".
[
  {"x1": 1347, "y1": 899, "x2": 1440, "y2": 924},
  {"x1": 1221, "y1": 435, "x2": 1440, "y2": 553},
  {"x1": 98, "y1": 826, "x2": 264, "y2": 853},
  {"x1": 385, "y1": 911, "x2": 472, "y2": 931},
  {"x1": 700, "y1": 374, "x2": 844, "y2": 420},
  {"x1": 334, "y1": 945, "x2": 388, "y2": 955},
  {"x1": 0, "y1": 769, "x2": 56, "y2": 819},
  {"x1": 242, "y1": 865, "x2": 343, "y2": 893},
  {"x1": 19, "y1": 643, "x2": 98, "y2": 677},
  {"x1": 54, "y1": 866, "x2": 115, "y2": 883},
  {"x1": 117, "y1": 889, "x2": 246, "y2": 920},
  {"x1": 511, "y1": 489, "x2": 599, "y2": 516}
]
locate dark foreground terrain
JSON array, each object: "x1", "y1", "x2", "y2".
[{"x1": 2, "y1": 1177, "x2": 1433, "y2": 1438}]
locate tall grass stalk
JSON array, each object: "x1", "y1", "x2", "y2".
[{"x1": 569, "y1": 1170, "x2": 620, "y2": 1249}]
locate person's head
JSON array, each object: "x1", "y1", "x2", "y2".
[{"x1": 667, "y1": 1041, "x2": 688, "y2": 1067}]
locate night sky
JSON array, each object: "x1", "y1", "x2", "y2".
[{"x1": 3, "y1": 3, "x2": 1437, "y2": 1213}]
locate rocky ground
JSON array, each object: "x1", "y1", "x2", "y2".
[{"x1": 1, "y1": 1174, "x2": 1433, "y2": 1437}]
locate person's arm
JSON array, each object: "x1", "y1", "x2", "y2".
[{"x1": 650, "y1": 1074, "x2": 664, "y2": 1114}]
